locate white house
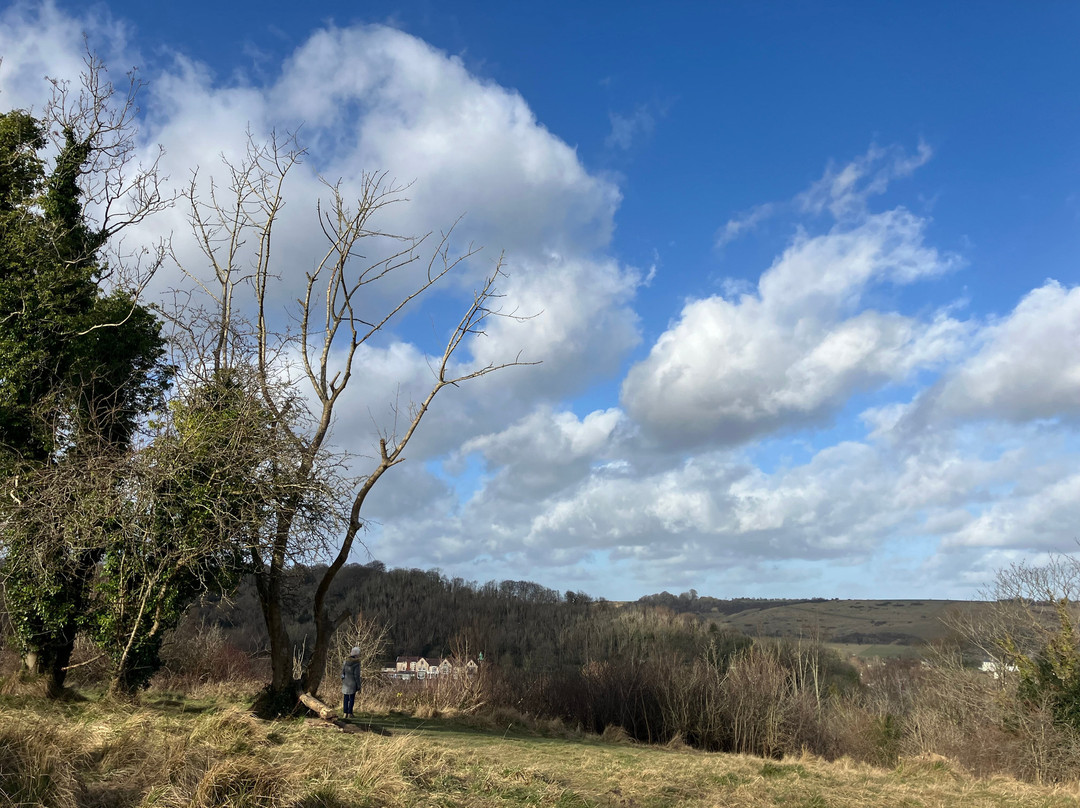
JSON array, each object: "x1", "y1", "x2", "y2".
[{"x1": 980, "y1": 660, "x2": 1019, "y2": 679}]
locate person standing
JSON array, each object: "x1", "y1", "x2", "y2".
[{"x1": 341, "y1": 646, "x2": 361, "y2": 718}]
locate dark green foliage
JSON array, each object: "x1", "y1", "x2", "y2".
[
  {"x1": 0, "y1": 112, "x2": 92, "y2": 466},
  {"x1": 66, "y1": 290, "x2": 171, "y2": 453},
  {"x1": 0, "y1": 110, "x2": 45, "y2": 209},
  {"x1": 89, "y1": 373, "x2": 282, "y2": 691},
  {"x1": 1013, "y1": 599, "x2": 1080, "y2": 733},
  {"x1": 0, "y1": 106, "x2": 170, "y2": 694}
]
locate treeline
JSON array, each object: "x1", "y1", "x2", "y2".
[
  {"x1": 182, "y1": 562, "x2": 748, "y2": 673},
  {"x1": 638, "y1": 590, "x2": 832, "y2": 616}
]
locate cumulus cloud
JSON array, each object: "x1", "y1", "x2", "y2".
[
  {"x1": 461, "y1": 406, "x2": 625, "y2": 500},
  {"x1": 467, "y1": 255, "x2": 642, "y2": 398},
  {"x1": 356, "y1": 136, "x2": 1078, "y2": 599},
  {"x1": 942, "y1": 473, "x2": 1080, "y2": 551},
  {"x1": 271, "y1": 25, "x2": 621, "y2": 261},
  {"x1": 904, "y1": 281, "x2": 1080, "y2": 426},
  {"x1": 371, "y1": 407, "x2": 1079, "y2": 598},
  {"x1": 0, "y1": 2, "x2": 130, "y2": 113},
  {"x1": 622, "y1": 209, "x2": 965, "y2": 448}
]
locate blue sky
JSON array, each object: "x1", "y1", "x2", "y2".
[{"x1": 2, "y1": 1, "x2": 1078, "y2": 600}]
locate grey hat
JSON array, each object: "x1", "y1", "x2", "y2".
[{"x1": 351, "y1": 646, "x2": 361, "y2": 657}]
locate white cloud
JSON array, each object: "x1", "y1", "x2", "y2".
[
  {"x1": 943, "y1": 473, "x2": 1080, "y2": 551},
  {"x1": 369, "y1": 408, "x2": 1077, "y2": 598},
  {"x1": 272, "y1": 25, "x2": 621, "y2": 261},
  {"x1": 907, "y1": 281, "x2": 1080, "y2": 425},
  {"x1": 622, "y1": 209, "x2": 965, "y2": 447},
  {"x1": 461, "y1": 406, "x2": 624, "y2": 500},
  {"x1": 0, "y1": 2, "x2": 130, "y2": 114},
  {"x1": 605, "y1": 104, "x2": 656, "y2": 151},
  {"x1": 467, "y1": 254, "x2": 642, "y2": 399},
  {"x1": 797, "y1": 141, "x2": 932, "y2": 221},
  {"x1": 716, "y1": 202, "x2": 775, "y2": 248}
]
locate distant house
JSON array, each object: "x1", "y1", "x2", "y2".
[
  {"x1": 391, "y1": 655, "x2": 479, "y2": 681},
  {"x1": 395, "y1": 655, "x2": 421, "y2": 673},
  {"x1": 980, "y1": 660, "x2": 1018, "y2": 679}
]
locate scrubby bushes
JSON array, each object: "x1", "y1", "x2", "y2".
[
  {"x1": 9, "y1": 557, "x2": 1080, "y2": 786},
  {"x1": 516, "y1": 639, "x2": 861, "y2": 759},
  {"x1": 335, "y1": 634, "x2": 1080, "y2": 784},
  {"x1": 154, "y1": 618, "x2": 263, "y2": 692}
]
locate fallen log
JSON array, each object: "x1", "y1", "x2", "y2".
[{"x1": 299, "y1": 692, "x2": 337, "y2": 721}]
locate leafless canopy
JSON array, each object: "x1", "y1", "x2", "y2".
[{"x1": 169, "y1": 130, "x2": 535, "y2": 702}]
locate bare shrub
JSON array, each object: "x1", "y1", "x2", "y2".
[
  {"x1": 313, "y1": 613, "x2": 391, "y2": 705},
  {"x1": 573, "y1": 659, "x2": 666, "y2": 742},
  {"x1": 719, "y1": 646, "x2": 794, "y2": 757},
  {"x1": 156, "y1": 619, "x2": 260, "y2": 692},
  {"x1": 360, "y1": 663, "x2": 495, "y2": 719},
  {"x1": 63, "y1": 633, "x2": 113, "y2": 688},
  {"x1": 882, "y1": 644, "x2": 1080, "y2": 783}
]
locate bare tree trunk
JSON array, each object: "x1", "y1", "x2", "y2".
[
  {"x1": 174, "y1": 140, "x2": 532, "y2": 718},
  {"x1": 46, "y1": 626, "x2": 77, "y2": 699},
  {"x1": 305, "y1": 572, "x2": 353, "y2": 696},
  {"x1": 252, "y1": 539, "x2": 299, "y2": 714},
  {"x1": 305, "y1": 519, "x2": 362, "y2": 696}
]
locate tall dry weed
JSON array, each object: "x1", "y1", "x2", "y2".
[
  {"x1": 157, "y1": 620, "x2": 259, "y2": 690},
  {"x1": 0, "y1": 714, "x2": 80, "y2": 808},
  {"x1": 169, "y1": 758, "x2": 288, "y2": 808},
  {"x1": 354, "y1": 664, "x2": 494, "y2": 719}
]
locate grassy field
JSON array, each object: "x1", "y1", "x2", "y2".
[
  {"x1": 2, "y1": 687, "x2": 1079, "y2": 808},
  {"x1": 704, "y1": 599, "x2": 970, "y2": 647}
]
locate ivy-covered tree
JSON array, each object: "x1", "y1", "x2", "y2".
[
  {"x1": 91, "y1": 370, "x2": 293, "y2": 693},
  {"x1": 0, "y1": 111, "x2": 96, "y2": 466},
  {"x1": 0, "y1": 62, "x2": 171, "y2": 696}
]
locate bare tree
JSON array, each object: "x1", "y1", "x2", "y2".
[
  {"x1": 43, "y1": 49, "x2": 172, "y2": 290},
  {"x1": 944, "y1": 555, "x2": 1080, "y2": 723},
  {"x1": 945, "y1": 558, "x2": 1080, "y2": 665},
  {"x1": 172, "y1": 133, "x2": 532, "y2": 714}
]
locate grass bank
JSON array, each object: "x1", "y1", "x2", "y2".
[{"x1": 2, "y1": 689, "x2": 1078, "y2": 808}]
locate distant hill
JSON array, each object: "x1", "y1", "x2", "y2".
[{"x1": 636, "y1": 593, "x2": 978, "y2": 647}]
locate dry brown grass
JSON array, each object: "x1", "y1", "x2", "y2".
[{"x1": 1, "y1": 689, "x2": 1079, "y2": 807}]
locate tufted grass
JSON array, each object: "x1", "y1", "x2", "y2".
[{"x1": 1, "y1": 689, "x2": 1078, "y2": 807}]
